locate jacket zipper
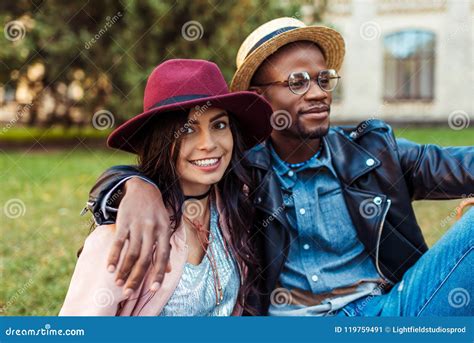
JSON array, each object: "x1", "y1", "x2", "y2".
[
  {"x1": 79, "y1": 201, "x2": 95, "y2": 216},
  {"x1": 375, "y1": 199, "x2": 393, "y2": 284}
]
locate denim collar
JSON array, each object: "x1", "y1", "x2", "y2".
[
  {"x1": 244, "y1": 127, "x2": 381, "y2": 186},
  {"x1": 268, "y1": 136, "x2": 336, "y2": 190}
]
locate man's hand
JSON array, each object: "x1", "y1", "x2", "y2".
[
  {"x1": 107, "y1": 177, "x2": 172, "y2": 296},
  {"x1": 457, "y1": 198, "x2": 474, "y2": 219}
]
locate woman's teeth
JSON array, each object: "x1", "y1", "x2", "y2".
[{"x1": 190, "y1": 158, "x2": 220, "y2": 167}]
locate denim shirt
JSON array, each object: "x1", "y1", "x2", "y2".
[{"x1": 268, "y1": 138, "x2": 382, "y2": 315}]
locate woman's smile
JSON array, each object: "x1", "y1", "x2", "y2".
[{"x1": 189, "y1": 156, "x2": 223, "y2": 172}]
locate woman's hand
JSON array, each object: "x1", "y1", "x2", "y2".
[{"x1": 107, "y1": 177, "x2": 172, "y2": 296}]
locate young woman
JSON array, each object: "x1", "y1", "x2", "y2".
[{"x1": 59, "y1": 59, "x2": 273, "y2": 316}]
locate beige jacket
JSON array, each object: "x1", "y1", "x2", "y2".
[{"x1": 59, "y1": 189, "x2": 244, "y2": 316}]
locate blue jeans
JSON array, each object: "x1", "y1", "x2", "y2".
[{"x1": 338, "y1": 207, "x2": 474, "y2": 316}]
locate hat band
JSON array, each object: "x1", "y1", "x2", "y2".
[
  {"x1": 148, "y1": 94, "x2": 211, "y2": 110},
  {"x1": 246, "y1": 26, "x2": 298, "y2": 58}
]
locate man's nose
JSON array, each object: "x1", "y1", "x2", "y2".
[{"x1": 304, "y1": 79, "x2": 328, "y2": 101}]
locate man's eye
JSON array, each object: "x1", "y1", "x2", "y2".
[
  {"x1": 290, "y1": 79, "x2": 307, "y2": 89},
  {"x1": 319, "y1": 78, "x2": 330, "y2": 86}
]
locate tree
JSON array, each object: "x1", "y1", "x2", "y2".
[{"x1": 0, "y1": 0, "x2": 303, "y2": 128}]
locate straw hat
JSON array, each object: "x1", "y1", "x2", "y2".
[{"x1": 230, "y1": 17, "x2": 345, "y2": 92}]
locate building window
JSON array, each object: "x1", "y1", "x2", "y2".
[{"x1": 383, "y1": 29, "x2": 435, "y2": 101}]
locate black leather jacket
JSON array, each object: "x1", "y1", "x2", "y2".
[{"x1": 87, "y1": 120, "x2": 473, "y2": 315}]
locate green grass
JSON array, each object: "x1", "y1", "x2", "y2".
[
  {"x1": 394, "y1": 126, "x2": 474, "y2": 146},
  {"x1": 0, "y1": 127, "x2": 472, "y2": 315},
  {"x1": 0, "y1": 126, "x2": 111, "y2": 142},
  {"x1": 0, "y1": 148, "x2": 134, "y2": 315}
]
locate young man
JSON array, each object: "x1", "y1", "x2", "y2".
[{"x1": 85, "y1": 18, "x2": 473, "y2": 315}]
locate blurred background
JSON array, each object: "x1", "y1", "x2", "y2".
[{"x1": 1, "y1": 0, "x2": 473, "y2": 315}]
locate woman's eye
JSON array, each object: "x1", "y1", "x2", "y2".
[
  {"x1": 184, "y1": 126, "x2": 195, "y2": 134},
  {"x1": 214, "y1": 121, "x2": 228, "y2": 130}
]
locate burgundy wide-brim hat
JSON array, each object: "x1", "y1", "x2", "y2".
[{"x1": 107, "y1": 59, "x2": 273, "y2": 154}]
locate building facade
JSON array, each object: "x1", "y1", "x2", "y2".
[{"x1": 313, "y1": 0, "x2": 473, "y2": 124}]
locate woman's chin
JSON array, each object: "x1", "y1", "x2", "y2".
[
  {"x1": 197, "y1": 173, "x2": 224, "y2": 186},
  {"x1": 182, "y1": 173, "x2": 224, "y2": 192}
]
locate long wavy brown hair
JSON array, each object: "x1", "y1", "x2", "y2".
[{"x1": 136, "y1": 109, "x2": 259, "y2": 315}]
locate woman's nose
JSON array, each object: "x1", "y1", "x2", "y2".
[{"x1": 197, "y1": 130, "x2": 217, "y2": 151}]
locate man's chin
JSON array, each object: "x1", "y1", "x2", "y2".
[{"x1": 297, "y1": 120, "x2": 330, "y2": 139}]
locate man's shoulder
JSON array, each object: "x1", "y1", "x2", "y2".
[
  {"x1": 331, "y1": 118, "x2": 392, "y2": 140},
  {"x1": 328, "y1": 119, "x2": 398, "y2": 152}
]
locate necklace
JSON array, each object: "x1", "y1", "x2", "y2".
[
  {"x1": 184, "y1": 200, "x2": 224, "y2": 306},
  {"x1": 184, "y1": 187, "x2": 212, "y2": 201},
  {"x1": 284, "y1": 144, "x2": 322, "y2": 169}
]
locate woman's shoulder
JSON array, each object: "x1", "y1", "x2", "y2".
[
  {"x1": 88, "y1": 224, "x2": 116, "y2": 236},
  {"x1": 82, "y1": 224, "x2": 117, "y2": 253},
  {"x1": 88, "y1": 223, "x2": 116, "y2": 235}
]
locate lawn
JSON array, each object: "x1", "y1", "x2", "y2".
[
  {"x1": 0, "y1": 127, "x2": 472, "y2": 315},
  {"x1": 0, "y1": 126, "x2": 111, "y2": 142}
]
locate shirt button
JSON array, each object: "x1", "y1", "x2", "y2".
[
  {"x1": 288, "y1": 170, "x2": 294, "y2": 177},
  {"x1": 366, "y1": 158, "x2": 375, "y2": 166},
  {"x1": 303, "y1": 244, "x2": 310, "y2": 250},
  {"x1": 311, "y1": 275, "x2": 319, "y2": 282},
  {"x1": 299, "y1": 208, "x2": 306, "y2": 215},
  {"x1": 373, "y1": 196, "x2": 382, "y2": 205}
]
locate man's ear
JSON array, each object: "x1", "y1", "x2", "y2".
[{"x1": 249, "y1": 86, "x2": 263, "y2": 95}]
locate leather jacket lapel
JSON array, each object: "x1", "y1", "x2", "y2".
[{"x1": 325, "y1": 129, "x2": 380, "y2": 185}]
